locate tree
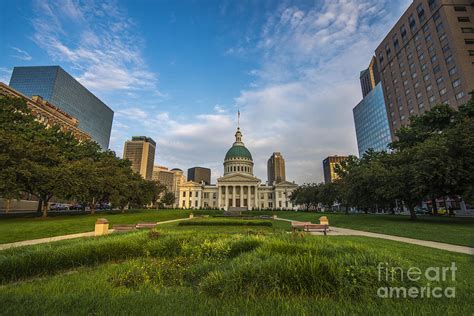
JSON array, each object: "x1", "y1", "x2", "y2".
[{"x1": 161, "y1": 192, "x2": 176, "y2": 208}]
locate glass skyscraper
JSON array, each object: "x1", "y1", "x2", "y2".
[
  {"x1": 353, "y1": 83, "x2": 392, "y2": 157},
  {"x1": 9, "y1": 66, "x2": 113, "y2": 149}
]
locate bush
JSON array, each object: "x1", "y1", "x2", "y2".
[{"x1": 178, "y1": 220, "x2": 272, "y2": 227}]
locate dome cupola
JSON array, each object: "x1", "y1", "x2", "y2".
[{"x1": 224, "y1": 127, "x2": 254, "y2": 175}]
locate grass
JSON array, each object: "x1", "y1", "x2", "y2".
[
  {"x1": 0, "y1": 209, "x2": 220, "y2": 244},
  {"x1": 251, "y1": 211, "x2": 474, "y2": 247},
  {"x1": 1, "y1": 209, "x2": 473, "y2": 247},
  {"x1": 0, "y1": 221, "x2": 472, "y2": 315}
]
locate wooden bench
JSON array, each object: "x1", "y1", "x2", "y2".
[
  {"x1": 136, "y1": 222, "x2": 157, "y2": 229},
  {"x1": 302, "y1": 224, "x2": 329, "y2": 235},
  {"x1": 291, "y1": 222, "x2": 329, "y2": 235},
  {"x1": 112, "y1": 224, "x2": 137, "y2": 232},
  {"x1": 291, "y1": 221, "x2": 312, "y2": 232}
]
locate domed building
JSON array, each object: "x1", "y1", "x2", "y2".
[{"x1": 178, "y1": 126, "x2": 298, "y2": 210}]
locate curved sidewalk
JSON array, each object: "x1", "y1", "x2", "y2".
[
  {"x1": 277, "y1": 217, "x2": 473, "y2": 255},
  {"x1": 0, "y1": 217, "x2": 190, "y2": 251}
]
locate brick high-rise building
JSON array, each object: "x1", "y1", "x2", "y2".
[
  {"x1": 375, "y1": 0, "x2": 474, "y2": 140},
  {"x1": 123, "y1": 136, "x2": 156, "y2": 180},
  {"x1": 267, "y1": 152, "x2": 286, "y2": 185}
]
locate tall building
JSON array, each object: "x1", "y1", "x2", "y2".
[
  {"x1": 9, "y1": 66, "x2": 113, "y2": 149},
  {"x1": 178, "y1": 127, "x2": 298, "y2": 210},
  {"x1": 353, "y1": 82, "x2": 392, "y2": 156},
  {"x1": 152, "y1": 166, "x2": 175, "y2": 193},
  {"x1": 267, "y1": 152, "x2": 286, "y2": 185},
  {"x1": 359, "y1": 56, "x2": 381, "y2": 98},
  {"x1": 123, "y1": 136, "x2": 156, "y2": 180},
  {"x1": 323, "y1": 156, "x2": 348, "y2": 184},
  {"x1": 0, "y1": 83, "x2": 90, "y2": 142},
  {"x1": 375, "y1": 0, "x2": 474, "y2": 139},
  {"x1": 187, "y1": 167, "x2": 211, "y2": 185}
]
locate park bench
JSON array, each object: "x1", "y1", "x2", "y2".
[
  {"x1": 291, "y1": 221, "x2": 312, "y2": 231},
  {"x1": 112, "y1": 224, "x2": 137, "y2": 232},
  {"x1": 302, "y1": 224, "x2": 329, "y2": 235},
  {"x1": 136, "y1": 222, "x2": 157, "y2": 229},
  {"x1": 291, "y1": 221, "x2": 329, "y2": 235}
]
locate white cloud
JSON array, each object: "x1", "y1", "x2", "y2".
[
  {"x1": 0, "y1": 67, "x2": 12, "y2": 84},
  {"x1": 11, "y1": 47, "x2": 32, "y2": 61},
  {"x1": 31, "y1": 0, "x2": 157, "y2": 92}
]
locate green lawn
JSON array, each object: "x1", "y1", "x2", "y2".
[
  {"x1": 0, "y1": 209, "x2": 220, "y2": 244},
  {"x1": 0, "y1": 221, "x2": 472, "y2": 315},
  {"x1": 1, "y1": 209, "x2": 473, "y2": 247},
  {"x1": 251, "y1": 211, "x2": 474, "y2": 247}
]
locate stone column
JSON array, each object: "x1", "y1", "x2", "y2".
[
  {"x1": 224, "y1": 186, "x2": 228, "y2": 210},
  {"x1": 254, "y1": 185, "x2": 258, "y2": 209},
  {"x1": 240, "y1": 185, "x2": 244, "y2": 208},
  {"x1": 232, "y1": 185, "x2": 236, "y2": 207},
  {"x1": 247, "y1": 185, "x2": 251, "y2": 209},
  {"x1": 217, "y1": 186, "x2": 221, "y2": 209}
]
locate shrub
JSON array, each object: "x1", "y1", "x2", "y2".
[{"x1": 178, "y1": 220, "x2": 272, "y2": 227}]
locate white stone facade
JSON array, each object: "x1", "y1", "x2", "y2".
[{"x1": 178, "y1": 127, "x2": 298, "y2": 210}]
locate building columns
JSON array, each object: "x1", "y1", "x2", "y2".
[
  {"x1": 224, "y1": 186, "x2": 228, "y2": 210},
  {"x1": 232, "y1": 186, "x2": 236, "y2": 207},
  {"x1": 254, "y1": 186, "x2": 258, "y2": 210},
  {"x1": 240, "y1": 185, "x2": 244, "y2": 208}
]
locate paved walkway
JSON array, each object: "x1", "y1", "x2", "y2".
[
  {"x1": 276, "y1": 217, "x2": 474, "y2": 255},
  {"x1": 0, "y1": 217, "x2": 190, "y2": 251}
]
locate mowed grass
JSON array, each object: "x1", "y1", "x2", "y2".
[
  {"x1": 1, "y1": 209, "x2": 473, "y2": 247},
  {"x1": 0, "y1": 221, "x2": 472, "y2": 315},
  {"x1": 251, "y1": 211, "x2": 474, "y2": 247},
  {"x1": 0, "y1": 209, "x2": 220, "y2": 244}
]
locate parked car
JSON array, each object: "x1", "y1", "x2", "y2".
[{"x1": 49, "y1": 203, "x2": 71, "y2": 211}]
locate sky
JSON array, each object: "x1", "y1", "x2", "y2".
[{"x1": 0, "y1": 0, "x2": 412, "y2": 184}]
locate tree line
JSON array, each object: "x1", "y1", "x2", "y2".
[
  {"x1": 290, "y1": 95, "x2": 474, "y2": 220},
  {"x1": 0, "y1": 96, "x2": 175, "y2": 216}
]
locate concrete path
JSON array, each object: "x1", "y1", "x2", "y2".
[
  {"x1": 0, "y1": 217, "x2": 191, "y2": 251},
  {"x1": 276, "y1": 217, "x2": 474, "y2": 255}
]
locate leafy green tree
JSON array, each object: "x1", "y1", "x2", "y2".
[{"x1": 161, "y1": 192, "x2": 176, "y2": 208}]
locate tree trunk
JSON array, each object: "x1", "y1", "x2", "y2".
[
  {"x1": 91, "y1": 197, "x2": 96, "y2": 215},
  {"x1": 42, "y1": 201, "x2": 48, "y2": 217},
  {"x1": 431, "y1": 198, "x2": 438, "y2": 215},
  {"x1": 36, "y1": 199, "x2": 43, "y2": 216},
  {"x1": 6, "y1": 199, "x2": 11, "y2": 213},
  {"x1": 409, "y1": 206, "x2": 417, "y2": 220}
]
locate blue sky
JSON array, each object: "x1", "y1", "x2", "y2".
[{"x1": 0, "y1": 0, "x2": 411, "y2": 183}]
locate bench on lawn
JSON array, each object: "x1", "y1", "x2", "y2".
[
  {"x1": 136, "y1": 222, "x2": 157, "y2": 229},
  {"x1": 302, "y1": 224, "x2": 329, "y2": 235},
  {"x1": 112, "y1": 224, "x2": 137, "y2": 232},
  {"x1": 291, "y1": 221, "x2": 312, "y2": 231},
  {"x1": 291, "y1": 221, "x2": 329, "y2": 235}
]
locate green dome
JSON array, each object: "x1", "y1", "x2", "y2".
[{"x1": 225, "y1": 145, "x2": 253, "y2": 161}]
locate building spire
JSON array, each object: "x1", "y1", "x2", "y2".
[{"x1": 237, "y1": 108, "x2": 240, "y2": 129}]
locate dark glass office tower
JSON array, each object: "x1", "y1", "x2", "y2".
[{"x1": 9, "y1": 66, "x2": 114, "y2": 149}]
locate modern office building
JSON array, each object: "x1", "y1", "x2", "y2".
[
  {"x1": 323, "y1": 156, "x2": 348, "y2": 184},
  {"x1": 123, "y1": 136, "x2": 156, "y2": 180},
  {"x1": 187, "y1": 167, "x2": 211, "y2": 185},
  {"x1": 353, "y1": 82, "x2": 392, "y2": 156},
  {"x1": 0, "y1": 82, "x2": 90, "y2": 142},
  {"x1": 375, "y1": 0, "x2": 474, "y2": 139},
  {"x1": 359, "y1": 56, "x2": 381, "y2": 98},
  {"x1": 9, "y1": 66, "x2": 113, "y2": 149},
  {"x1": 152, "y1": 166, "x2": 175, "y2": 193},
  {"x1": 267, "y1": 152, "x2": 286, "y2": 185}
]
